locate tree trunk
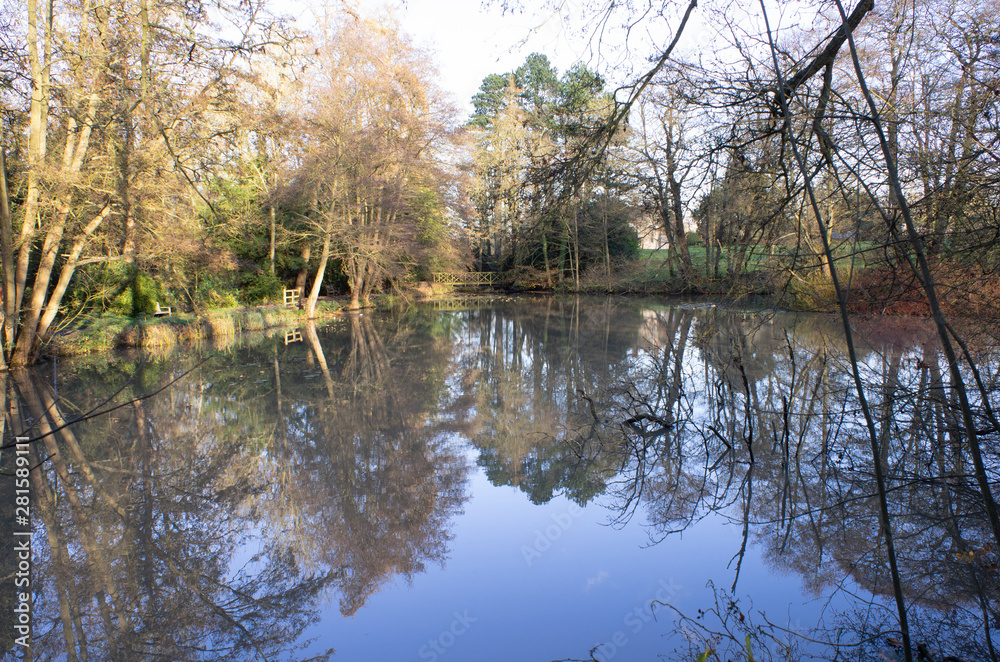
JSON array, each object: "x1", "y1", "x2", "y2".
[
  {"x1": 0, "y1": 122, "x2": 15, "y2": 361},
  {"x1": 295, "y1": 245, "x2": 311, "y2": 292},
  {"x1": 348, "y1": 251, "x2": 362, "y2": 310},
  {"x1": 17, "y1": 0, "x2": 49, "y2": 315},
  {"x1": 665, "y1": 127, "x2": 692, "y2": 276},
  {"x1": 269, "y1": 205, "x2": 276, "y2": 274},
  {"x1": 35, "y1": 205, "x2": 112, "y2": 347},
  {"x1": 305, "y1": 229, "x2": 332, "y2": 318}
]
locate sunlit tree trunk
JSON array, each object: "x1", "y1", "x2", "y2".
[
  {"x1": 0, "y1": 123, "x2": 14, "y2": 361},
  {"x1": 305, "y1": 226, "x2": 333, "y2": 318}
]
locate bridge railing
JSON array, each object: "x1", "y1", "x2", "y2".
[{"x1": 431, "y1": 272, "x2": 496, "y2": 287}]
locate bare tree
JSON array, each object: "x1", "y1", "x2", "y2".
[{"x1": 278, "y1": 11, "x2": 464, "y2": 313}]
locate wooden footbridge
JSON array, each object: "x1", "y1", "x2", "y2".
[{"x1": 431, "y1": 272, "x2": 496, "y2": 287}]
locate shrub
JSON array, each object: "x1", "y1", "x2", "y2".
[
  {"x1": 109, "y1": 270, "x2": 168, "y2": 317},
  {"x1": 193, "y1": 274, "x2": 240, "y2": 310},
  {"x1": 239, "y1": 270, "x2": 284, "y2": 304},
  {"x1": 780, "y1": 269, "x2": 840, "y2": 312},
  {"x1": 130, "y1": 272, "x2": 165, "y2": 316},
  {"x1": 108, "y1": 287, "x2": 133, "y2": 317}
]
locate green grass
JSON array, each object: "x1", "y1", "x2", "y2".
[
  {"x1": 52, "y1": 314, "x2": 135, "y2": 355},
  {"x1": 636, "y1": 245, "x2": 755, "y2": 283},
  {"x1": 638, "y1": 240, "x2": 878, "y2": 284}
]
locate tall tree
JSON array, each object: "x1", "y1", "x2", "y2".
[
  {"x1": 2, "y1": 0, "x2": 291, "y2": 364},
  {"x1": 629, "y1": 89, "x2": 700, "y2": 280},
  {"x1": 469, "y1": 54, "x2": 629, "y2": 285},
  {"x1": 279, "y1": 12, "x2": 465, "y2": 312}
]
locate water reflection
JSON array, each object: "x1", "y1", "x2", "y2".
[
  {"x1": 457, "y1": 299, "x2": 641, "y2": 505},
  {"x1": 548, "y1": 305, "x2": 1000, "y2": 661},
  {"x1": 4, "y1": 367, "x2": 337, "y2": 662},
  {"x1": 2, "y1": 312, "x2": 470, "y2": 661},
  {"x1": 1, "y1": 297, "x2": 998, "y2": 661}
]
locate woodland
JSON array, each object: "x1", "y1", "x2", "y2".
[{"x1": 1, "y1": 0, "x2": 997, "y2": 366}]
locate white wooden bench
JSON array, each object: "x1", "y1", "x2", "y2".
[{"x1": 154, "y1": 302, "x2": 172, "y2": 317}]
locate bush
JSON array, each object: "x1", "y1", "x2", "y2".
[
  {"x1": 686, "y1": 231, "x2": 704, "y2": 246},
  {"x1": 780, "y1": 269, "x2": 840, "y2": 312},
  {"x1": 193, "y1": 274, "x2": 240, "y2": 310},
  {"x1": 108, "y1": 287, "x2": 133, "y2": 317},
  {"x1": 131, "y1": 272, "x2": 166, "y2": 316},
  {"x1": 239, "y1": 270, "x2": 284, "y2": 304},
  {"x1": 108, "y1": 271, "x2": 168, "y2": 317}
]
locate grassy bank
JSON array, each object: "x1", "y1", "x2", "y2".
[
  {"x1": 50, "y1": 302, "x2": 342, "y2": 357},
  {"x1": 486, "y1": 242, "x2": 997, "y2": 319},
  {"x1": 623, "y1": 246, "x2": 1000, "y2": 317}
]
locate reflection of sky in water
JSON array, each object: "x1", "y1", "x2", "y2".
[
  {"x1": 28, "y1": 299, "x2": 964, "y2": 662},
  {"x1": 312, "y1": 456, "x2": 857, "y2": 661}
]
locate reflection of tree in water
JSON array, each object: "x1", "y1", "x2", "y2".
[
  {"x1": 587, "y1": 309, "x2": 1000, "y2": 661},
  {"x1": 455, "y1": 297, "x2": 643, "y2": 505},
  {"x1": 12, "y1": 298, "x2": 1000, "y2": 661},
  {"x1": 274, "y1": 316, "x2": 470, "y2": 616},
  {"x1": 457, "y1": 300, "x2": 999, "y2": 660},
  {"x1": 6, "y1": 368, "x2": 335, "y2": 662},
  {"x1": 5, "y1": 310, "x2": 470, "y2": 660}
]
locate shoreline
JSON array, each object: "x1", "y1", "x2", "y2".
[
  {"x1": 48, "y1": 301, "x2": 344, "y2": 357},
  {"x1": 46, "y1": 272, "x2": 994, "y2": 359}
]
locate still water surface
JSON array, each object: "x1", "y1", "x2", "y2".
[{"x1": 4, "y1": 296, "x2": 997, "y2": 661}]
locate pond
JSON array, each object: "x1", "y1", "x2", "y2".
[{"x1": 2, "y1": 296, "x2": 998, "y2": 662}]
